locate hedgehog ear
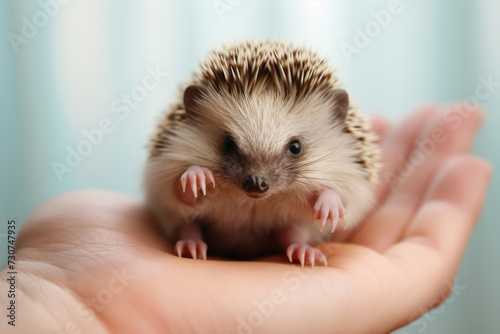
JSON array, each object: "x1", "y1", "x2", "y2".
[
  {"x1": 184, "y1": 85, "x2": 206, "y2": 114},
  {"x1": 327, "y1": 89, "x2": 349, "y2": 122}
]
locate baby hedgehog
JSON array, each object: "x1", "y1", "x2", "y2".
[{"x1": 144, "y1": 39, "x2": 379, "y2": 267}]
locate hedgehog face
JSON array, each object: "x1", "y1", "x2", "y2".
[
  {"x1": 218, "y1": 130, "x2": 308, "y2": 198},
  {"x1": 184, "y1": 85, "x2": 351, "y2": 200},
  {"x1": 204, "y1": 91, "x2": 335, "y2": 199}
]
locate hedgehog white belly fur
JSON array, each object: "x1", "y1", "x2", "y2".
[{"x1": 144, "y1": 39, "x2": 380, "y2": 265}]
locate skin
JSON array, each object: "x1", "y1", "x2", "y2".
[{"x1": 0, "y1": 105, "x2": 492, "y2": 334}]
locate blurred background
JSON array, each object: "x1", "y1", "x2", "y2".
[{"x1": 0, "y1": 0, "x2": 499, "y2": 332}]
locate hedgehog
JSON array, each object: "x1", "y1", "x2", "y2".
[{"x1": 144, "y1": 39, "x2": 379, "y2": 267}]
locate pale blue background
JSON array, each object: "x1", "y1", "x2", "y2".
[{"x1": 1, "y1": 0, "x2": 499, "y2": 333}]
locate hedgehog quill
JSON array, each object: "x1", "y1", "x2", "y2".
[{"x1": 144, "y1": 40, "x2": 380, "y2": 267}]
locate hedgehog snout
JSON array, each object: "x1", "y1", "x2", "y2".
[{"x1": 242, "y1": 174, "x2": 269, "y2": 198}]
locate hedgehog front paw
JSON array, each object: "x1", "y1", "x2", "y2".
[
  {"x1": 179, "y1": 166, "x2": 215, "y2": 203},
  {"x1": 175, "y1": 239, "x2": 208, "y2": 260},
  {"x1": 286, "y1": 243, "x2": 327, "y2": 268},
  {"x1": 312, "y1": 189, "x2": 346, "y2": 233}
]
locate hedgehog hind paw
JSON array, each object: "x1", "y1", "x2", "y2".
[
  {"x1": 286, "y1": 243, "x2": 327, "y2": 268},
  {"x1": 175, "y1": 239, "x2": 208, "y2": 260}
]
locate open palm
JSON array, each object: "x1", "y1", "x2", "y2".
[{"x1": 1, "y1": 105, "x2": 491, "y2": 334}]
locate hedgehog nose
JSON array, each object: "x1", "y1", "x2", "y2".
[{"x1": 242, "y1": 175, "x2": 269, "y2": 195}]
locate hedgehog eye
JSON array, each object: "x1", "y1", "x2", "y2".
[
  {"x1": 288, "y1": 140, "x2": 302, "y2": 156},
  {"x1": 223, "y1": 135, "x2": 238, "y2": 155}
]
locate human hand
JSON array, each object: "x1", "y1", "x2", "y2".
[{"x1": 0, "y1": 105, "x2": 491, "y2": 334}]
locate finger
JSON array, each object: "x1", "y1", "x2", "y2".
[
  {"x1": 399, "y1": 155, "x2": 492, "y2": 257},
  {"x1": 370, "y1": 116, "x2": 389, "y2": 143},
  {"x1": 331, "y1": 107, "x2": 437, "y2": 242},
  {"x1": 350, "y1": 105, "x2": 483, "y2": 250},
  {"x1": 374, "y1": 106, "x2": 439, "y2": 204},
  {"x1": 382, "y1": 156, "x2": 492, "y2": 328}
]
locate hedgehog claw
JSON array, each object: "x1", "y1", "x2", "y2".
[
  {"x1": 209, "y1": 173, "x2": 216, "y2": 189},
  {"x1": 190, "y1": 175, "x2": 198, "y2": 198},
  {"x1": 200, "y1": 179, "x2": 207, "y2": 196},
  {"x1": 320, "y1": 253, "x2": 328, "y2": 267},
  {"x1": 181, "y1": 176, "x2": 187, "y2": 193},
  {"x1": 312, "y1": 189, "x2": 346, "y2": 234},
  {"x1": 298, "y1": 245, "x2": 306, "y2": 268},
  {"x1": 340, "y1": 211, "x2": 347, "y2": 230},
  {"x1": 286, "y1": 244, "x2": 296, "y2": 263},
  {"x1": 320, "y1": 214, "x2": 327, "y2": 232},
  {"x1": 180, "y1": 166, "x2": 216, "y2": 200},
  {"x1": 175, "y1": 239, "x2": 207, "y2": 260},
  {"x1": 286, "y1": 243, "x2": 327, "y2": 268}
]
